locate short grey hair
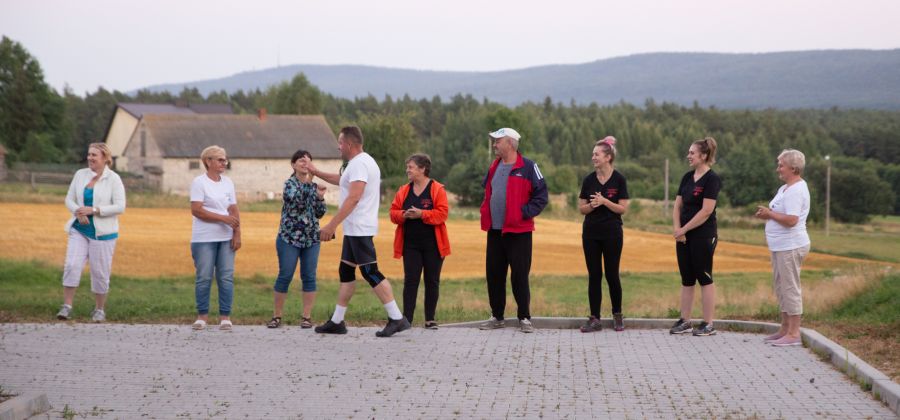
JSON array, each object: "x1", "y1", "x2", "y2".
[
  {"x1": 508, "y1": 137, "x2": 519, "y2": 150},
  {"x1": 778, "y1": 149, "x2": 805, "y2": 175}
]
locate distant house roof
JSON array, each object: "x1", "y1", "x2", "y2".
[
  {"x1": 140, "y1": 114, "x2": 340, "y2": 159},
  {"x1": 117, "y1": 102, "x2": 233, "y2": 119}
]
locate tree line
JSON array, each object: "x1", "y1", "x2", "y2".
[{"x1": 2, "y1": 36, "x2": 898, "y2": 222}]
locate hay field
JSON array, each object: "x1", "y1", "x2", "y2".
[{"x1": 0, "y1": 203, "x2": 856, "y2": 279}]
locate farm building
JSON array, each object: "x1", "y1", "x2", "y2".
[
  {"x1": 120, "y1": 111, "x2": 343, "y2": 201},
  {"x1": 104, "y1": 102, "x2": 233, "y2": 171}
]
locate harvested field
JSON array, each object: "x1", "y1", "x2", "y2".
[{"x1": 0, "y1": 203, "x2": 858, "y2": 279}]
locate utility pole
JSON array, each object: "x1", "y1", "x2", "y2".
[
  {"x1": 663, "y1": 158, "x2": 669, "y2": 217},
  {"x1": 825, "y1": 155, "x2": 831, "y2": 236}
]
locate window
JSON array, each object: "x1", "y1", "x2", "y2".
[{"x1": 189, "y1": 161, "x2": 199, "y2": 170}]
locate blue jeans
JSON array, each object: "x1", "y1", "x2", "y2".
[
  {"x1": 274, "y1": 237, "x2": 320, "y2": 293},
  {"x1": 191, "y1": 241, "x2": 235, "y2": 316}
]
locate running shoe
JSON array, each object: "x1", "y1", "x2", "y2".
[
  {"x1": 314, "y1": 320, "x2": 348, "y2": 334},
  {"x1": 90, "y1": 309, "x2": 106, "y2": 323},
  {"x1": 580, "y1": 316, "x2": 602, "y2": 333},
  {"x1": 376, "y1": 318, "x2": 411, "y2": 337},
  {"x1": 519, "y1": 318, "x2": 534, "y2": 333},
  {"x1": 669, "y1": 318, "x2": 692, "y2": 334},
  {"x1": 692, "y1": 322, "x2": 717, "y2": 336},
  {"x1": 613, "y1": 313, "x2": 625, "y2": 332},
  {"x1": 478, "y1": 316, "x2": 505, "y2": 330},
  {"x1": 56, "y1": 304, "x2": 72, "y2": 320}
]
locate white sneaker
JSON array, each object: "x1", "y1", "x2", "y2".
[
  {"x1": 519, "y1": 318, "x2": 534, "y2": 333},
  {"x1": 56, "y1": 304, "x2": 72, "y2": 320},
  {"x1": 90, "y1": 309, "x2": 106, "y2": 323}
]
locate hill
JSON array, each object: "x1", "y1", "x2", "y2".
[{"x1": 135, "y1": 49, "x2": 900, "y2": 109}]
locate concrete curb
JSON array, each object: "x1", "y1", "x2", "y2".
[
  {"x1": 0, "y1": 392, "x2": 51, "y2": 420},
  {"x1": 444, "y1": 317, "x2": 898, "y2": 415}
]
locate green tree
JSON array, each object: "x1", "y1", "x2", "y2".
[
  {"x1": 266, "y1": 73, "x2": 323, "y2": 115},
  {"x1": 0, "y1": 36, "x2": 69, "y2": 162}
]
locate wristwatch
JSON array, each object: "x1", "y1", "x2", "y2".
[{"x1": 92, "y1": 207, "x2": 99, "y2": 215}]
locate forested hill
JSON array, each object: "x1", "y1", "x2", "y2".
[{"x1": 136, "y1": 50, "x2": 900, "y2": 110}]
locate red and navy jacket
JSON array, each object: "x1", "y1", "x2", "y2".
[{"x1": 480, "y1": 153, "x2": 549, "y2": 233}]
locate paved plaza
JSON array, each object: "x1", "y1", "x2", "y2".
[{"x1": 0, "y1": 323, "x2": 894, "y2": 419}]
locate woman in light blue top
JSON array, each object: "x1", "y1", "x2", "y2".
[{"x1": 57, "y1": 143, "x2": 126, "y2": 322}]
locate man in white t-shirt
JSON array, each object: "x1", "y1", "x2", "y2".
[{"x1": 307, "y1": 126, "x2": 410, "y2": 337}]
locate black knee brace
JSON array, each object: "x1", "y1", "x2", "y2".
[
  {"x1": 339, "y1": 262, "x2": 356, "y2": 283},
  {"x1": 358, "y1": 263, "x2": 386, "y2": 288}
]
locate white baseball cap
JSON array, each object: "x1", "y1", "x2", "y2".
[{"x1": 489, "y1": 128, "x2": 521, "y2": 141}]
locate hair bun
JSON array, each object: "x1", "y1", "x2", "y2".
[{"x1": 601, "y1": 136, "x2": 617, "y2": 146}]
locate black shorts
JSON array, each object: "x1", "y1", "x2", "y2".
[
  {"x1": 676, "y1": 236, "x2": 717, "y2": 287},
  {"x1": 341, "y1": 236, "x2": 377, "y2": 266}
]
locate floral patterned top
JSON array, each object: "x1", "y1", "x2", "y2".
[{"x1": 278, "y1": 175, "x2": 327, "y2": 248}]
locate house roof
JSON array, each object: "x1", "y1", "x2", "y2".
[
  {"x1": 118, "y1": 103, "x2": 198, "y2": 119},
  {"x1": 139, "y1": 114, "x2": 340, "y2": 159}
]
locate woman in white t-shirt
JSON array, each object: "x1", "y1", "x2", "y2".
[
  {"x1": 189, "y1": 145, "x2": 241, "y2": 331},
  {"x1": 755, "y1": 149, "x2": 811, "y2": 347}
]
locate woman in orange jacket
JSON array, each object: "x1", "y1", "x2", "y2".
[{"x1": 390, "y1": 153, "x2": 451, "y2": 329}]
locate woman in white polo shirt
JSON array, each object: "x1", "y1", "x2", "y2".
[
  {"x1": 755, "y1": 149, "x2": 811, "y2": 347},
  {"x1": 57, "y1": 143, "x2": 126, "y2": 323},
  {"x1": 190, "y1": 145, "x2": 241, "y2": 331}
]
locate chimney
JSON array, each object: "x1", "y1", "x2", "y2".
[{"x1": 257, "y1": 108, "x2": 267, "y2": 121}]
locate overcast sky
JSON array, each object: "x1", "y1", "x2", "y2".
[{"x1": 3, "y1": 0, "x2": 899, "y2": 95}]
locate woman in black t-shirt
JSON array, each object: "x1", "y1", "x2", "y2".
[
  {"x1": 670, "y1": 137, "x2": 721, "y2": 337},
  {"x1": 578, "y1": 136, "x2": 630, "y2": 333}
]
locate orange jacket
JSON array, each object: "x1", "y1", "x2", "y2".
[{"x1": 390, "y1": 180, "x2": 451, "y2": 259}]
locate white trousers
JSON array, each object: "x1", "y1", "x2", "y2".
[{"x1": 62, "y1": 229, "x2": 117, "y2": 294}]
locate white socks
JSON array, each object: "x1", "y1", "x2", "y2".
[
  {"x1": 384, "y1": 300, "x2": 402, "y2": 320},
  {"x1": 331, "y1": 305, "x2": 347, "y2": 323}
]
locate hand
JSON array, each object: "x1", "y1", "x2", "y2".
[
  {"x1": 231, "y1": 235, "x2": 242, "y2": 251},
  {"x1": 590, "y1": 193, "x2": 605, "y2": 208},
  {"x1": 316, "y1": 183, "x2": 327, "y2": 200},
  {"x1": 222, "y1": 215, "x2": 240, "y2": 229},
  {"x1": 77, "y1": 215, "x2": 90, "y2": 225},
  {"x1": 755, "y1": 206, "x2": 770, "y2": 220},
  {"x1": 675, "y1": 235, "x2": 687, "y2": 243},
  {"x1": 305, "y1": 159, "x2": 318, "y2": 178},
  {"x1": 320, "y1": 223, "x2": 336, "y2": 242},
  {"x1": 673, "y1": 227, "x2": 687, "y2": 239},
  {"x1": 404, "y1": 207, "x2": 423, "y2": 219},
  {"x1": 75, "y1": 206, "x2": 94, "y2": 217}
]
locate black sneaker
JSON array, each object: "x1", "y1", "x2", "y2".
[
  {"x1": 375, "y1": 318, "x2": 411, "y2": 337},
  {"x1": 314, "y1": 320, "x2": 347, "y2": 334},
  {"x1": 669, "y1": 318, "x2": 692, "y2": 334},
  {"x1": 692, "y1": 322, "x2": 717, "y2": 336},
  {"x1": 580, "y1": 316, "x2": 602, "y2": 333}
]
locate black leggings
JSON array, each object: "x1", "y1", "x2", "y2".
[
  {"x1": 401, "y1": 239, "x2": 444, "y2": 323},
  {"x1": 582, "y1": 235, "x2": 623, "y2": 317},
  {"x1": 485, "y1": 230, "x2": 532, "y2": 320}
]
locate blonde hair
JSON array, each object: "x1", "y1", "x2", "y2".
[
  {"x1": 594, "y1": 136, "x2": 617, "y2": 164},
  {"x1": 88, "y1": 142, "x2": 113, "y2": 167},
  {"x1": 200, "y1": 145, "x2": 227, "y2": 170},
  {"x1": 692, "y1": 137, "x2": 718, "y2": 165},
  {"x1": 778, "y1": 149, "x2": 806, "y2": 175}
]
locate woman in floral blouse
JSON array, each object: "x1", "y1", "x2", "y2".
[{"x1": 268, "y1": 149, "x2": 327, "y2": 328}]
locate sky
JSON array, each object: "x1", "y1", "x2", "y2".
[{"x1": 3, "y1": 0, "x2": 900, "y2": 95}]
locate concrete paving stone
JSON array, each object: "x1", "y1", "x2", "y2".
[{"x1": 1, "y1": 323, "x2": 896, "y2": 419}]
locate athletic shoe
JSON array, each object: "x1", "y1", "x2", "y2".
[
  {"x1": 580, "y1": 316, "x2": 602, "y2": 333},
  {"x1": 763, "y1": 332, "x2": 785, "y2": 343},
  {"x1": 376, "y1": 318, "x2": 411, "y2": 337},
  {"x1": 90, "y1": 309, "x2": 106, "y2": 323},
  {"x1": 478, "y1": 317, "x2": 505, "y2": 330},
  {"x1": 770, "y1": 336, "x2": 802, "y2": 347},
  {"x1": 314, "y1": 320, "x2": 347, "y2": 334},
  {"x1": 424, "y1": 321, "x2": 439, "y2": 330},
  {"x1": 56, "y1": 304, "x2": 72, "y2": 320},
  {"x1": 692, "y1": 322, "x2": 717, "y2": 336},
  {"x1": 519, "y1": 318, "x2": 534, "y2": 333},
  {"x1": 613, "y1": 313, "x2": 625, "y2": 332},
  {"x1": 669, "y1": 318, "x2": 692, "y2": 334}
]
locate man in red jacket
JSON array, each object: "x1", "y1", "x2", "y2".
[{"x1": 478, "y1": 128, "x2": 549, "y2": 333}]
